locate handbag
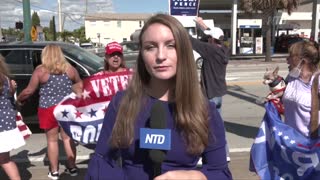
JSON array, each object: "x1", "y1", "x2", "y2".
[{"x1": 16, "y1": 111, "x2": 32, "y2": 140}]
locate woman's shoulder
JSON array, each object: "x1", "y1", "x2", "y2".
[{"x1": 34, "y1": 65, "x2": 48, "y2": 75}]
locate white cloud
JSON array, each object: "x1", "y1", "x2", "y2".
[{"x1": 0, "y1": 0, "x2": 113, "y2": 31}]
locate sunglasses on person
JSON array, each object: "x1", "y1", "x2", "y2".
[{"x1": 106, "y1": 52, "x2": 123, "y2": 57}]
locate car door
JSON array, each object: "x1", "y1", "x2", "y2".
[{"x1": 0, "y1": 48, "x2": 39, "y2": 123}]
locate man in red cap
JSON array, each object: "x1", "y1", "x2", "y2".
[{"x1": 104, "y1": 41, "x2": 127, "y2": 72}]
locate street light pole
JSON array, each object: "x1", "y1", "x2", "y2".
[
  {"x1": 58, "y1": 0, "x2": 63, "y2": 32},
  {"x1": 311, "y1": 0, "x2": 320, "y2": 42},
  {"x1": 22, "y1": 0, "x2": 32, "y2": 42}
]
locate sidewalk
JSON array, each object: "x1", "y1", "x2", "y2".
[
  {"x1": 0, "y1": 152, "x2": 259, "y2": 180},
  {"x1": 229, "y1": 53, "x2": 287, "y2": 65}
]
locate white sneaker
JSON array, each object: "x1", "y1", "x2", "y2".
[
  {"x1": 64, "y1": 167, "x2": 78, "y2": 176},
  {"x1": 48, "y1": 171, "x2": 59, "y2": 180}
]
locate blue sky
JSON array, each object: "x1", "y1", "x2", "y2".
[
  {"x1": 0, "y1": 0, "x2": 169, "y2": 31},
  {"x1": 114, "y1": 0, "x2": 168, "y2": 13}
]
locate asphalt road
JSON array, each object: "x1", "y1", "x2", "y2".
[{"x1": 0, "y1": 58, "x2": 289, "y2": 180}]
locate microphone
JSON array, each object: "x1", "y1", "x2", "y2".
[{"x1": 139, "y1": 101, "x2": 171, "y2": 178}]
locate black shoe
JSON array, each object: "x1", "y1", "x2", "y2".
[
  {"x1": 48, "y1": 171, "x2": 59, "y2": 180},
  {"x1": 64, "y1": 167, "x2": 78, "y2": 176}
]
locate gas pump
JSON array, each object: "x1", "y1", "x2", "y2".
[{"x1": 237, "y1": 19, "x2": 262, "y2": 55}]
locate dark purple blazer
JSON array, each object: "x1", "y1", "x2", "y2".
[{"x1": 85, "y1": 91, "x2": 232, "y2": 180}]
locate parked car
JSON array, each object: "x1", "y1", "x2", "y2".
[
  {"x1": 120, "y1": 41, "x2": 139, "y2": 68},
  {"x1": 193, "y1": 50, "x2": 203, "y2": 69},
  {"x1": 275, "y1": 34, "x2": 309, "y2": 53},
  {"x1": 0, "y1": 41, "x2": 104, "y2": 124}
]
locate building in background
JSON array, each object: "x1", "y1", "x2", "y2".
[
  {"x1": 83, "y1": 0, "x2": 317, "y2": 55},
  {"x1": 84, "y1": 13, "x2": 152, "y2": 47}
]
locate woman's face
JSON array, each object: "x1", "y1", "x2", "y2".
[
  {"x1": 286, "y1": 54, "x2": 301, "y2": 71},
  {"x1": 141, "y1": 23, "x2": 177, "y2": 81},
  {"x1": 105, "y1": 52, "x2": 123, "y2": 71}
]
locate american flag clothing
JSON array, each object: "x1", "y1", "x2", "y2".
[
  {"x1": 0, "y1": 75, "x2": 25, "y2": 153},
  {"x1": 0, "y1": 76, "x2": 16, "y2": 132},
  {"x1": 39, "y1": 73, "x2": 72, "y2": 108}
]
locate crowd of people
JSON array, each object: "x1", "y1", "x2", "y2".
[{"x1": 0, "y1": 13, "x2": 320, "y2": 180}]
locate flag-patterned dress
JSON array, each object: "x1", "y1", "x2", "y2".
[
  {"x1": 0, "y1": 76, "x2": 25, "y2": 153},
  {"x1": 39, "y1": 74, "x2": 72, "y2": 108}
]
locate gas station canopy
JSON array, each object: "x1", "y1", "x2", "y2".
[{"x1": 199, "y1": 0, "x2": 234, "y2": 10}]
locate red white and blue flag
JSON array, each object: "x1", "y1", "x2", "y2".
[
  {"x1": 53, "y1": 71, "x2": 133, "y2": 149},
  {"x1": 250, "y1": 102, "x2": 320, "y2": 179}
]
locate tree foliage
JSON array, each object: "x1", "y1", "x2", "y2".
[
  {"x1": 239, "y1": 0, "x2": 300, "y2": 61},
  {"x1": 241, "y1": 0, "x2": 299, "y2": 15},
  {"x1": 31, "y1": 11, "x2": 41, "y2": 26}
]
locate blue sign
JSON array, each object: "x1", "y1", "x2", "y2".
[
  {"x1": 169, "y1": 0, "x2": 199, "y2": 16},
  {"x1": 140, "y1": 128, "x2": 171, "y2": 150}
]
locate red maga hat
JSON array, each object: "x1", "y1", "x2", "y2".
[{"x1": 105, "y1": 41, "x2": 123, "y2": 55}]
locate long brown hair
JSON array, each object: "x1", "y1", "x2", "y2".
[
  {"x1": 110, "y1": 14, "x2": 209, "y2": 155},
  {"x1": 0, "y1": 55, "x2": 11, "y2": 94},
  {"x1": 41, "y1": 44, "x2": 70, "y2": 74}
]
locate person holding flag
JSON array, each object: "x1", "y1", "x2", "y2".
[
  {"x1": 250, "y1": 41, "x2": 320, "y2": 179},
  {"x1": 17, "y1": 44, "x2": 81, "y2": 179},
  {"x1": 283, "y1": 41, "x2": 320, "y2": 137},
  {"x1": 53, "y1": 42, "x2": 133, "y2": 150},
  {"x1": 73, "y1": 41, "x2": 133, "y2": 96}
]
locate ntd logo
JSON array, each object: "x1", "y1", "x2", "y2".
[
  {"x1": 145, "y1": 134, "x2": 165, "y2": 144},
  {"x1": 140, "y1": 128, "x2": 171, "y2": 150}
]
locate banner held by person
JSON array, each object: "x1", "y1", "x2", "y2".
[
  {"x1": 53, "y1": 71, "x2": 132, "y2": 149},
  {"x1": 250, "y1": 102, "x2": 320, "y2": 179}
]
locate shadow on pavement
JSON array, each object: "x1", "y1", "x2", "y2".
[
  {"x1": 224, "y1": 121, "x2": 259, "y2": 139},
  {"x1": 0, "y1": 140, "x2": 85, "y2": 180},
  {"x1": 227, "y1": 85, "x2": 265, "y2": 108}
]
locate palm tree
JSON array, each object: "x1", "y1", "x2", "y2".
[{"x1": 240, "y1": 0, "x2": 300, "y2": 61}]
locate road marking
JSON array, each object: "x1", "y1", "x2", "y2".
[
  {"x1": 226, "y1": 77, "x2": 239, "y2": 81},
  {"x1": 227, "y1": 80, "x2": 261, "y2": 86},
  {"x1": 230, "y1": 147, "x2": 251, "y2": 153},
  {"x1": 13, "y1": 155, "x2": 91, "y2": 163}
]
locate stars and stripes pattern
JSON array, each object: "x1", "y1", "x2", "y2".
[
  {"x1": 0, "y1": 77, "x2": 16, "y2": 132},
  {"x1": 39, "y1": 74, "x2": 72, "y2": 108},
  {"x1": 250, "y1": 102, "x2": 320, "y2": 179},
  {"x1": 53, "y1": 71, "x2": 132, "y2": 149},
  {"x1": 16, "y1": 112, "x2": 32, "y2": 140}
]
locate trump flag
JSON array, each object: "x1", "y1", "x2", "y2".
[
  {"x1": 53, "y1": 71, "x2": 132, "y2": 149},
  {"x1": 250, "y1": 102, "x2": 320, "y2": 179}
]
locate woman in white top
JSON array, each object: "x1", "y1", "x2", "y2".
[{"x1": 282, "y1": 41, "x2": 320, "y2": 137}]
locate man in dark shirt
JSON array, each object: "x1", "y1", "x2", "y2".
[{"x1": 190, "y1": 17, "x2": 230, "y2": 161}]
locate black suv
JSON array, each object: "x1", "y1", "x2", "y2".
[{"x1": 0, "y1": 41, "x2": 104, "y2": 124}]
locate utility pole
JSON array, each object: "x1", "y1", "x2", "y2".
[
  {"x1": 311, "y1": 0, "x2": 320, "y2": 42},
  {"x1": 86, "y1": 0, "x2": 88, "y2": 14},
  {"x1": 23, "y1": 0, "x2": 32, "y2": 42},
  {"x1": 58, "y1": 0, "x2": 63, "y2": 32}
]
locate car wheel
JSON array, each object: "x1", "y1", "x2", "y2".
[{"x1": 196, "y1": 57, "x2": 203, "y2": 69}]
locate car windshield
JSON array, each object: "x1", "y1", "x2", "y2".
[{"x1": 60, "y1": 44, "x2": 104, "y2": 72}]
